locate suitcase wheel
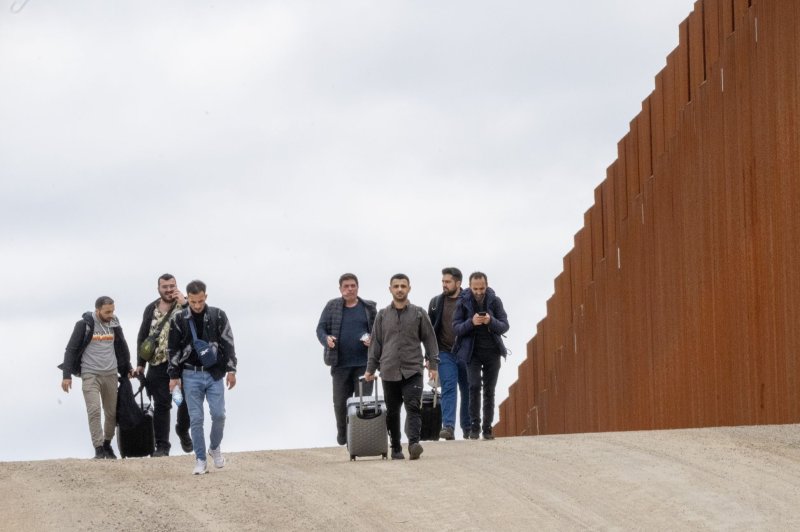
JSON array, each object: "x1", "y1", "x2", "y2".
[
  {"x1": 350, "y1": 455, "x2": 356, "y2": 461},
  {"x1": 382, "y1": 453, "x2": 387, "y2": 460}
]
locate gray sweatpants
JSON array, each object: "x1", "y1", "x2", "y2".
[{"x1": 81, "y1": 372, "x2": 118, "y2": 447}]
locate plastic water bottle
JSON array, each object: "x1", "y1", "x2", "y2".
[{"x1": 172, "y1": 386, "x2": 184, "y2": 407}]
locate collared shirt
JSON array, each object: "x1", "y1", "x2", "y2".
[{"x1": 367, "y1": 302, "x2": 439, "y2": 381}]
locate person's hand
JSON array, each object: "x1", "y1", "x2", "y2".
[
  {"x1": 428, "y1": 369, "x2": 438, "y2": 383},
  {"x1": 326, "y1": 336, "x2": 337, "y2": 349},
  {"x1": 128, "y1": 368, "x2": 136, "y2": 378},
  {"x1": 169, "y1": 378, "x2": 180, "y2": 392},
  {"x1": 61, "y1": 379, "x2": 72, "y2": 393},
  {"x1": 134, "y1": 366, "x2": 145, "y2": 377},
  {"x1": 226, "y1": 372, "x2": 237, "y2": 390},
  {"x1": 175, "y1": 290, "x2": 186, "y2": 306},
  {"x1": 361, "y1": 334, "x2": 371, "y2": 347},
  {"x1": 472, "y1": 313, "x2": 483, "y2": 326},
  {"x1": 364, "y1": 371, "x2": 375, "y2": 382}
]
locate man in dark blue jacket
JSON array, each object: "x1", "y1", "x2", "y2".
[
  {"x1": 316, "y1": 273, "x2": 377, "y2": 445},
  {"x1": 453, "y1": 272, "x2": 509, "y2": 440},
  {"x1": 59, "y1": 296, "x2": 133, "y2": 459}
]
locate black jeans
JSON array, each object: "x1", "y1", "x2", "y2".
[
  {"x1": 331, "y1": 365, "x2": 371, "y2": 442},
  {"x1": 382, "y1": 373, "x2": 423, "y2": 450},
  {"x1": 468, "y1": 353, "x2": 502, "y2": 434},
  {"x1": 146, "y1": 362, "x2": 190, "y2": 450}
]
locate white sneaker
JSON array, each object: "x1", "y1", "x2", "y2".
[
  {"x1": 193, "y1": 459, "x2": 207, "y2": 475},
  {"x1": 209, "y1": 447, "x2": 225, "y2": 468}
]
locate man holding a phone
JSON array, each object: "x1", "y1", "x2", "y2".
[
  {"x1": 316, "y1": 273, "x2": 377, "y2": 446},
  {"x1": 452, "y1": 272, "x2": 510, "y2": 440}
]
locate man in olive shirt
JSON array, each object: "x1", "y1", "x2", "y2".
[{"x1": 365, "y1": 274, "x2": 438, "y2": 460}]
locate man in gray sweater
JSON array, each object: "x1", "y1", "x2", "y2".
[{"x1": 365, "y1": 274, "x2": 438, "y2": 460}]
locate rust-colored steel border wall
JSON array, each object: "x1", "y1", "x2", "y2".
[{"x1": 496, "y1": 0, "x2": 800, "y2": 437}]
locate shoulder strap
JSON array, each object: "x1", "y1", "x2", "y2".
[
  {"x1": 153, "y1": 302, "x2": 175, "y2": 335},
  {"x1": 188, "y1": 317, "x2": 199, "y2": 341}
]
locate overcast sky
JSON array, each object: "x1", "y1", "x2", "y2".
[{"x1": 1, "y1": 0, "x2": 692, "y2": 461}]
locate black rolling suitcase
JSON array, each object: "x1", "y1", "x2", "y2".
[
  {"x1": 420, "y1": 382, "x2": 442, "y2": 441},
  {"x1": 116, "y1": 376, "x2": 155, "y2": 458},
  {"x1": 346, "y1": 376, "x2": 388, "y2": 461}
]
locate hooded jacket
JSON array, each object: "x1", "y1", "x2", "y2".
[
  {"x1": 452, "y1": 287, "x2": 510, "y2": 363},
  {"x1": 59, "y1": 311, "x2": 133, "y2": 379}
]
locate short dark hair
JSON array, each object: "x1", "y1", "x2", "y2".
[
  {"x1": 186, "y1": 280, "x2": 207, "y2": 295},
  {"x1": 95, "y1": 296, "x2": 114, "y2": 309},
  {"x1": 390, "y1": 273, "x2": 410, "y2": 284},
  {"x1": 158, "y1": 273, "x2": 175, "y2": 283},
  {"x1": 441, "y1": 267, "x2": 462, "y2": 282},
  {"x1": 469, "y1": 271, "x2": 487, "y2": 283},
  {"x1": 339, "y1": 273, "x2": 359, "y2": 287}
]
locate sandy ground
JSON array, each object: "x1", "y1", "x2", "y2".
[{"x1": 2, "y1": 424, "x2": 800, "y2": 531}]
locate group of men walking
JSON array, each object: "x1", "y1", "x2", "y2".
[
  {"x1": 317, "y1": 268, "x2": 510, "y2": 460},
  {"x1": 59, "y1": 275, "x2": 238, "y2": 475}
]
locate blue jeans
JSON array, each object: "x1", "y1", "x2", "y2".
[
  {"x1": 438, "y1": 351, "x2": 470, "y2": 432},
  {"x1": 182, "y1": 369, "x2": 226, "y2": 461}
]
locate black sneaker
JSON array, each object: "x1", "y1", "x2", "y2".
[
  {"x1": 468, "y1": 431, "x2": 479, "y2": 440},
  {"x1": 176, "y1": 425, "x2": 193, "y2": 453},
  {"x1": 93, "y1": 446, "x2": 105, "y2": 459},
  {"x1": 408, "y1": 442, "x2": 424, "y2": 460},
  {"x1": 102, "y1": 440, "x2": 117, "y2": 459},
  {"x1": 482, "y1": 432, "x2": 495, "y2": 440},
  {"x1": 391, "y1": 448, "x2": 405, "y2": 460},
  {"x1": 152, "y1": 447, "x2": 169, "y2": 458},
  {"x1": 439, "y1": 426, "x2": 455, "y2": 440}
]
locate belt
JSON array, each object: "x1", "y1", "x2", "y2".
[{"x1": 183, "y1": 364, "x2": 207, "y2": 372}]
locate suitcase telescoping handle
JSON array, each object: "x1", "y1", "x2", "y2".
[
  {"x1": 429, "y1": 374, "x2": 440, "y2": 408},
  {"x1": 358, "y1": 375, "x2": 379, "y2": 416}
]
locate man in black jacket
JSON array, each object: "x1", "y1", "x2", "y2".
[
  {"x1": 168, "y1": 280, "x2": 237, "y2": 475},
  {"x1": 59, "y1": 296, "x2": 133, "y2": 459},
  {"x1": 428, "y1": 267, "x2": 470, "y2": 440},
  {"x1": 453, "y1": 272, "x2": 510, "y2": 440},
  {"x1": 135, "y1": 273, "x2": 192, "y2": 456},
  {"x1": 316, "y1": 273, "x2": 377, "y2": 445}
]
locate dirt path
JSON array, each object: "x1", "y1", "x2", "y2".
[{"x1": 3, "y1": 424, "x2": 800, "y2": 530}]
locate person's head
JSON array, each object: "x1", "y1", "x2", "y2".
[
  {"x1": 338, "y1": 273, "x2": 359, "y2": 304},
  {"x1": 389, "y1": 273, "x2": 410, "y2": 305},
  {"x1": 157, "y1": 273, "x2": 179, "y2": 302},
  {"x1": 186, "y1": 280, "x2": 207, "y2": 314},
  {"x1": 468, "y1": 272, "x2": 488, "y2": 302},
  {"x1": 94, "y1": 296, "x2": 115, "y2": 322},
  {"x1": 441, "y1": 267, "x2": 462, "y2": 297}
]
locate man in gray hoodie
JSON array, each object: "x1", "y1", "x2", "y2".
[{"x1": 60, "y1": 296, "x2": 133, "y2": 459}]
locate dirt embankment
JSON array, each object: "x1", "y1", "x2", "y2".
[{"x1": 3, "y1": 425, "x2": 800, "y2": 530}]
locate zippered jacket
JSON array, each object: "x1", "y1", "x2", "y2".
[
  {"x1": 59, "y1": 311, "x2": 133, "y2": 379},
  {"x1": 452, "y1": 287, "x2": 510, "y2": 363},
  {"x1": 167, "y1": 305, "x2": 237, "y2": 381},
  {"x1": 316, "y1": 297, "x2": 377, "y2": 367}
]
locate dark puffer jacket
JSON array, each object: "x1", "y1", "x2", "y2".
[
  {"x1": 316, "y1": 297, "x2": 377, "y2": 367},
  {"x1": 452, "y1": 287, "x2": 510, "y2": 363}
]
